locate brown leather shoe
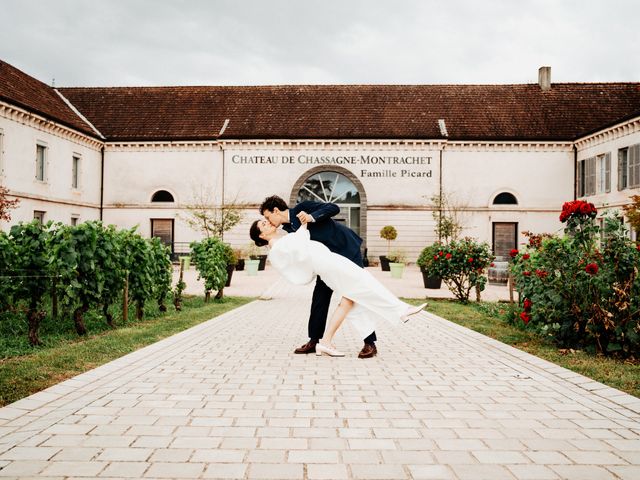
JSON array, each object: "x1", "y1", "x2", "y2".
[
  {"x1": 358, "y1": 343, "x2": 377, "y2": 359},
  {"x1": 294, "y1": 340, "x2": 318, "y2": 354}
]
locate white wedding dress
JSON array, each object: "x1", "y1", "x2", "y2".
[{"x1": 268, "y1": 227, "x2": 412, "y2": 339}]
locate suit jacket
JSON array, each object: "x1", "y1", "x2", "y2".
[{"x1": 283, "y1": 201, "x2": 363, "y2": 267}]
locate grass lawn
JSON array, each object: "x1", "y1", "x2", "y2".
[
  {"x1": 0, "y1": 296, "x2": 253, "y2": 407},
  {"x1": 407, "y1": 298, "x2": 640, "y2": 399}
]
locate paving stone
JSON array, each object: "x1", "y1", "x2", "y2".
[
  {"x1": 248, "y1": 463, "x2": 304, "y2": 479},
  {"x1": 99, "y1": 461, "x2": 149, "y2": 477}
]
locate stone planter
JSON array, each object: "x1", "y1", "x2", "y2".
[
  {"x1": 245, "y1": 259, "x2": 260, "y2": 276},
  {"x1": 389, "y1": 262, "x2": 405, "y2": 279},
  {"x1": 379, "y1": 255, "x2": 391, "y2": 271},
  {"x1": 225, "y1": 264, "x2": 235, "y2": 287}
]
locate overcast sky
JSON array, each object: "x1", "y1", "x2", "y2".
[{"x1": 1, "y1": 0, "x2": 638, "y2": 87}]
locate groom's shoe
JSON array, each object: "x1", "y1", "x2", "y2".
[
  {"x1": 294, "y1": 340, "x2": 318, "y2": 354},
  {"x1": 358, "y1": 343, "x2": 377, "y2": 359}
]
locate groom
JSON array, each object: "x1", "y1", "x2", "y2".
[{"x1": 260, "y1": 195, "x2": 378, "y2": 358}]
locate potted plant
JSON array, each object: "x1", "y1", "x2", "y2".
[
  {"x1": 379, "y1": 226, "x2": 398, "y2": 271},
  {"x1": 234, "y1": 248, "x2": 245, "y2": 271},
  {"x1": 417, "y1": 243, "x2": 443, "y2": 289},
  {"x1": 222, "y1": 243, "x2": 237, "y2": 287},
  {"x1": 387, "y1": 249, "x2": 407, "y2": 279},
  {"x1": 245, "y1": 243, "x2": 260, "y2": 276}
]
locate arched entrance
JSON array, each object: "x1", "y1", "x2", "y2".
[{"x1": 290, "y1": 166, "x2": 367, "y2": 245}]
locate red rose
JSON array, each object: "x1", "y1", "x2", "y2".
[
  {"x1": 468, "y1": 258, "x2": 474, "y2": 263},
  {"x1": 636, "y1": 243, "x2": 640, "y2": 251},
  {"x1": 523, "y1": 271, "x2": 531, "y2": 276},
  {"x1": 535, "y1": 269, "x2": 548, "y2": 278},
  {"x1": 580, "y1": 203, "x2": 592, "y2": 215},
  {"x1": 490, "y1": 263, "x2": 495, "y2": 267},
  {"x1": 519, "y1": 311, "x2": 531, "y2": 324},
  {"x1": 523, "y1": 298, "x2": 532, "y2": 311},
  {"x1": 439, "y1": 251, "x2": 443, "y2": 256},
  {"x1": 433, "y1": 255, "x2": 439, "y2": 260},
  {"x1": 523, "y1": 254, "x2": 530, "y2": 260},
  {"x1": 445, "y1": 253, "x2": 452, "y2": 260},
  {"x1": 509, "y1": 249, "x2": 518, "y2": 258},
  {"x1": 585, "y1": 263, "x2": 598, "y2": 275}
]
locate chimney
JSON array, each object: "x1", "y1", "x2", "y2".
[{"x1": 538, "y1": 66, "x2": 551, "y2": 91}]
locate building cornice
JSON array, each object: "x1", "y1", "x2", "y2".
[
  {"x1": 8, "y1": 190, "x2": 100, "y2": 209},
  {"x1": 574, "y1": 115, "x2": 640, "y2": 150},
  {"x1": 446, "y1": 141, "x2": 573, "y2": 152},
  {"x1": 0, "y1": 101, "x2": 104, "y2": 150},
  {"x1": 106, "y1": 141, "x2": 219, "y2": 152},
  {"x1": 219, "y1": 139, "x2": 447, "y2": 150}
]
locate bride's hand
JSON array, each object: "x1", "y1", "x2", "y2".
[{"x1": 297, "y1": 211, "x2": 313, "y2": 226}]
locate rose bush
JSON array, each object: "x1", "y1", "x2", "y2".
[
  {"x1": 510, "y1": 200, "x2": 640, "y2": 356},
  {"x1": 427, "y1": 238, "x2": 494, "y2": 302}
]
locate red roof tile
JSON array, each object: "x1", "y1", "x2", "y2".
[
  {"x1": 0, "y1": 61, "x2": 99, "y2": 138},
  {"x1": 59, "y1": 84, "x2": 640, "y2": 142}
]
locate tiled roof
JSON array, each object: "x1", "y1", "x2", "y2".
[
  {"x1": 2, "y1": 59, "x2": 639, "y2": 142},
  {"x1": 0, "y1": 60, "x2": 99, "y2": 138},
  {"x1": 59, "y1": 84, "x2": 640, "y2": 142}
]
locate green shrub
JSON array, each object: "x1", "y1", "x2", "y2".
[
  {"x1": 511, "y1": 200, "x2": 640, "y2": 356},
  {"x1": 427, "y1": 238, "x2": 494, "y2": 302},
  {"x1": 190, "y1": 237, "x2": 228, "y2": 301}
]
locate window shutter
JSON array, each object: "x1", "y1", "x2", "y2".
[
  {"x1": 588, "y1": 157, "x2": 597, "y2": 196},
  {"x1": 605, "y1": 152, "x2": 611, "y2": 193},
  {"x1": 577, "y1": 161, "x2": 583, "y2": 197},
  {"x1": 618, "y1": 150, "x2": 624, "y2": 191},
  {"x1": 632, "y1": 145, "x2": 640, "y2": 188}
]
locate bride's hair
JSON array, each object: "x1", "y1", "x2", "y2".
[{"x1": 250, "y1": 220, "x2": 268, "y2": 247}]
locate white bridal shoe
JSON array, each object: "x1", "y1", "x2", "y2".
[
  {"x1": 315, "y1": 342, "x2": 346, "y2": 357},
  {"x1": 401, "y1": 303, "x2": 428, "y2": 323}
]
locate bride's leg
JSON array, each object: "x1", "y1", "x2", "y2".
[{"x1": 320, "y1": 297, "x2": 354, "y2": 345}]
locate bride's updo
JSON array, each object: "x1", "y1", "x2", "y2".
[{"x1": 250, "y1": 220, "x2": 269, "y2": 247}]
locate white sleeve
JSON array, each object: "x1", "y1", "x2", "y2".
[{"x1": 268, "y1": 230, "x2": 316, "y2": 285}]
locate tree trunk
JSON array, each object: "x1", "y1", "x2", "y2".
[
  {"x1": 73, "y1": 303, "x2": 88, "y2": 335},
  {"x1": 205, "y1": 291, "x2": 210, "y2": 303},
  {"x1": 215, "y1": 288, "x2": 224, "y2": 300},
  {"x1": 51, "y1": 277, "x2": 58, "y2": 319},
  {"x1": 123, "y1": 277, "x2": 129, "y2": 323},
  {"x1": 475, "y1": 283, "x2": 481, "y2": 302},
  {"x1": 508, "y1": 272, "x2": 515, "y2": 303},
  {"x1": 103, "y1": 303, "x2": 114, "y2": 328},
  {"x1": 136, "y1": 301, "x2": 144, "y2": 320},
  {"x1": 27, "y1": 301, "x2": 43, "y2": 346},
  {"x1": 173, "y1": 295, "x2": 182, "y2": 311}
]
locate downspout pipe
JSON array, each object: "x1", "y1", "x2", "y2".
[
  {"x1": 573, "y1": 144, "x2": 577, "y2": 200},
  {"x1": 100, "y1": 145, "x2": 105, "y2": 221}
]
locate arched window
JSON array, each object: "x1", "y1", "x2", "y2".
[
  {"x1": 493, "y1": 192, "x2": 518, "y2": 205},
  {"x1": 151, "y1": 190, "x2": 174, "y2": 202}
]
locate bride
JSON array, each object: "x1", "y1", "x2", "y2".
[{"x1": 250, "y1": 219, "x2": 427, "y2": 357}]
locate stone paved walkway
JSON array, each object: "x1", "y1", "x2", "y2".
[{"x1": 1, "y1": 282, "x2": 639, "y2": 479}]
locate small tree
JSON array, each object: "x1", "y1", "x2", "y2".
[
  {"x1": 431, "y1": 191, "x2": 466, "y2": 244},
  {"x1": 182, "y1": 187, "x2": 243, "y2": 238},
  {"x1": 379, "y1": 226, "x2": 397, "y2": 255},
  {"x1": 149, "y1": 237, "x2": 173, "y2": 312},
  {"x1": 0, "y1": 184, "x2": 19, "y2": 223},
  {"x1": 622, "y1": 195, "x2": 640, "y2": 238}
]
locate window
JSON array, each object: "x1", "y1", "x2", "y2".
[
  {"x1": 493, "y1": 192, "x2": 518, "y2": 205},
  {"x1": 33, "y1": 210, "x2": 45, "y2": 223},
  {"x1": 36, "y1": 144, "x2": 47, "y2": 182},
  {"x1": 578, "y1": 157, "x2": 596, "y2": 197},
  {"x1": 151, "y1": 190, "x2": 175, "y2": 202},
  {"x1": 630, "y1": 144, "x2": 640, "y2": 188},
  {"x1": 618, "y1": 148, "x2": 629, "y2": 190},
  {"x1": 72, "y1": 155, "x2": 80, "y2": 189},
  {"x1": 71, "y1": 216, "x2": 79, "y2": 226},
  {"x1": 596, "y1": 153, "x2": 611, "y2": 194}
]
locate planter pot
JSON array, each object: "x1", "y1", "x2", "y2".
[
  {"x1": 421, "y1": 268, "x2": 442, "y2": 289},
  {"x1": 235, "y1": 258, "x2": 245, "y2": 271},
  {"x1": 379, "y1": 255, "x2": 391, "y2": 271},
  {"x1": 245, "y1": 259, "x2": 260, "y2": 276},
  {"x1": 389, "y1": 262, "x2": 405, "y2": 279},
  {"x1": 257, "y1": 254, "x2": 268, "y2": 271},
  {"x1": 225, "y1": 264, "x2": 235, "y2": 287}
]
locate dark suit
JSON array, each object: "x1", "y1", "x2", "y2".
[{"x1": 283, "y1": 201, "x2": 376, "y2": 344}]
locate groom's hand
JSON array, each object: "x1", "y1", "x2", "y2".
[{"x1": 296, "y1": 211, "x2": 315, "y2": 225}]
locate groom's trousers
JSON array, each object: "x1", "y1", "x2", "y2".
[{"x1": 309, "y1": 276, "x2": 377, "y2": 344}]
